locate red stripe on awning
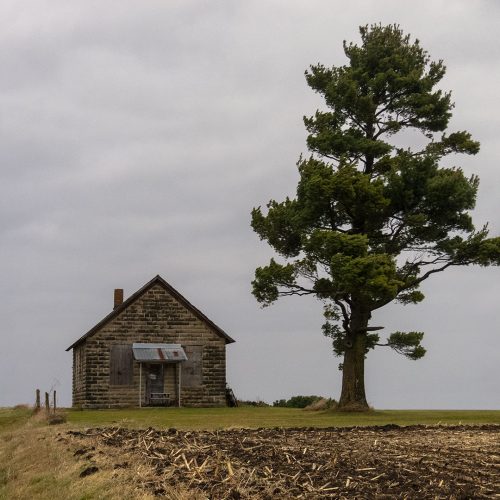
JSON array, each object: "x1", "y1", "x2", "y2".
[{"x1": 157, "y1": 348, "x2": 165, "y2": 360}]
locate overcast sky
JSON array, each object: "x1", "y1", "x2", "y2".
[{"x1": 1, "y1": 1, "x2": 499, "y2": 409}]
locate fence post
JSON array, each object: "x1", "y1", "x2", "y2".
[
  {"x1": 53, "y1": 391, "x2": 57, "y2": 414},
  {"x1": 45, "y1": 392, "x2": 50, "y2": 413},
  {"x1": 35, "y1": 389, "x2": 40, "y2": 410}
]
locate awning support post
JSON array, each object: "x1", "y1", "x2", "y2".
[
  {"x1": 139, "y1": 363, "x2": 142, "y2": 408},
  {"x1": 178, "y1": 363, "x2": 182, "y2": 408}
]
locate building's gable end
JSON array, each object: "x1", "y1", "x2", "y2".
[
  {"x1": 66, "y1": 275, "x2": 234, "y2": 351},
  {"x1": 89, "y1": 283, "x2": 224, "y2": 346},
  {"x1": 81, "y1": 283, "x2": 227, "y2": 408},
  {"x1": 153, "y1": 276, "x2": 234, "y2": 344}
]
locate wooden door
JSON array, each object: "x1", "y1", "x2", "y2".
[{"x1": 146, "y1": 364, "x2": 164, "y2": 403}]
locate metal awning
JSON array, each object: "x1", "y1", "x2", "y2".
[{"x1": 132, "y1": 343, "x2": 187, "y2": 363}]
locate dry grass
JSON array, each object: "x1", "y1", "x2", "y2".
[
  {"x1": 304, "y1": 398, "x2": 337, "y2": 411},
  {"x1": 0, "y1": 415, "x2": 159, "y2": 499}
]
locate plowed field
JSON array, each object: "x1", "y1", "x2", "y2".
[{"x1": 67, "y1": 425, "x2": 500, "y2": 499}]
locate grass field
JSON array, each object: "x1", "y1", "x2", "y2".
[
  {"x1": 65, "y1": 406, "x2": 500, "y2": 429},
  {"x1": 1, "y1": 407, "x2": 499, "y2": 499},
  {"x1": 2, "y1": 406, "x2": 500, "y2": 434}
]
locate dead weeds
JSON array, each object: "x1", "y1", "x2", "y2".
[{"x1": 0, "y1": 420, "x2": 155, "y2": 499}]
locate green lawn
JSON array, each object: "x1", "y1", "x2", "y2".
[
  {"x1": 66, "y1": 406, "x2": 500, "y2": 430},
  {"x1": 2, "y1": 406, "x2": 499, "y2": 432}
]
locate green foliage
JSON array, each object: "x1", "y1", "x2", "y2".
[
  {"x1": 252, "y1": 259, "x2": 298, "y2": 305},
  {"x1": 273, "y1": 395, "x2": 325, "y2": 408},
  {"x1": 387, "y1": 331, "x2": 426, "y2": 360},
  {"x1": 251, "y1": 24, "x2": 500, "y2": 404},
  {"x1": 237, "y1": 400, "x2": 270, "y2": 407}
]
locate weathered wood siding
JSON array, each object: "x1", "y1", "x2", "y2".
[{"x1": 72, "y1": 283, "x2": 227, "y2": 408}]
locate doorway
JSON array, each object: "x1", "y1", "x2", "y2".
[{"x1": 146, "y1": 364, "x2": 167, "y2": 405}]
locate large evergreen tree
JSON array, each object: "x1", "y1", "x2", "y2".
[{"x1": 251, "y1": 25, "x2": 500, "y2": 411}]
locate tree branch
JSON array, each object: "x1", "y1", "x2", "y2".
[{"x1": 334, "y1": 299, "x2": 351, "y2": 332}]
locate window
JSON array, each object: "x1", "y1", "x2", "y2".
[
  {"x1": 110, "y1": 345, "x2": 133, "y2": 385},
  {"x1": 182, "y1": 345, "x2": 202, "y2": 387}
]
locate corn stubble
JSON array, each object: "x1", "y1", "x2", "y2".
[{"x1": 68, "y1": 424, "x2": 499, "y2": 499}]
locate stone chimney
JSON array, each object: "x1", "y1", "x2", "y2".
[{"x1": 114, "y1": 288, "x2": 124, "y2": 309}]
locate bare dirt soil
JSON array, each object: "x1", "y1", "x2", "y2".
[{"x1": 67, "y1": 424, "x2": 500, "y2": 499}]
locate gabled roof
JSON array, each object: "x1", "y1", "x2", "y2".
[{"x1": 66, "y1": 275, "x2": 235, "y2": 351}]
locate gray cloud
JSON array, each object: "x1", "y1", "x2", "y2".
[{"x1": 1, "y1": 0, "x2": 499, "y2": 408}]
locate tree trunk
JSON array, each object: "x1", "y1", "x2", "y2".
[{"x1": 338, "y1": 306, "x2": 370, "y2": 411}]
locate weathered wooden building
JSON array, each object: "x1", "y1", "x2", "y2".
[{"x1": 66, "y1": 275, "x2": 235, "y2": 408}]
